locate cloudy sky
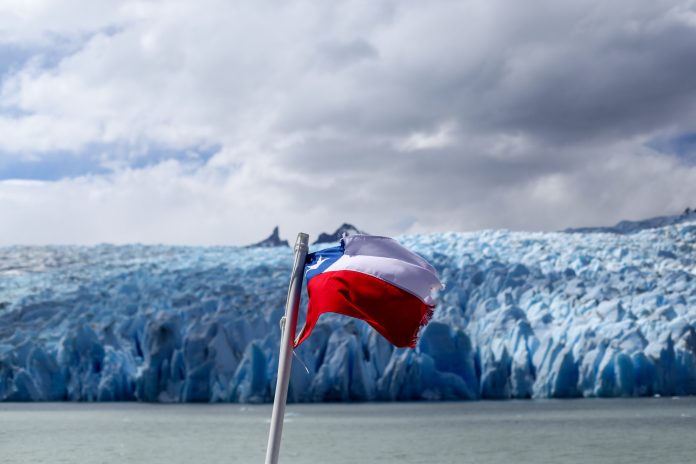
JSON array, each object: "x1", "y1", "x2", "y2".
[{"x1": 1, "y1": 0, "x2": 696, "y2": 245}]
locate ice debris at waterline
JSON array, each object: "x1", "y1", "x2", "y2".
[{"x1": 1, "y1": 219, "x2": 696, "y2": 402}]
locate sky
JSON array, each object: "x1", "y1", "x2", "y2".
[{"x1": 1, "y1": 0, "x2": 696, "y2": 246}]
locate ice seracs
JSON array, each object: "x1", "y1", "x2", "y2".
[
  {"x1": 1, "y1": 215, "x2": 696, "y2": 402},
  {"x1": 565, "y1": 210, "x2": 696, "y2": 234}
]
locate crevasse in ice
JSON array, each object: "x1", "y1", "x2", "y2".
[{"x1": 1, "y1": 216, "x2": 695, "y2": 401}]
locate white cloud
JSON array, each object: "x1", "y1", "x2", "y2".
[
  {"x1": 395, "y1": 122, "x2": 457, "y2": 152},
  {"x1": 0, "y1": 114, "x2": 99, "y2": 154},
  {"x1": 1, "y1": 0, "x2": 696, "y2": 245}
]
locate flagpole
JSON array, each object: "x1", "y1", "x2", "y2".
[{"x1": 265, "y1": 232, "x2": 309, "y2": 464}]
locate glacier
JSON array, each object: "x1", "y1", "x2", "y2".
[{"x1": 1, "y1": 216, "x2": 696, "y2": 402}]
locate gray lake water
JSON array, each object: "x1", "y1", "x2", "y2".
[{"x1": 1, "y1": 398, "x2": 695, "y2": 464}]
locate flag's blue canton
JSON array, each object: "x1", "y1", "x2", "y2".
[{"x1": 304, "y1": 244, "x2": 343, "y2": 281}]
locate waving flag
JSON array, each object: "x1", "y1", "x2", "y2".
[{"x1": 294, "y1": 235, "x2": 443, "y2": 348}]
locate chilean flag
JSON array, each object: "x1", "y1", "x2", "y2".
[{"x1": 294, "y1": 235, "x2": 443, "y2": 348}]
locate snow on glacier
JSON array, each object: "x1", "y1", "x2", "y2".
[{"x1": 1, "y1": 219, "x2": 696, "y2": 402}]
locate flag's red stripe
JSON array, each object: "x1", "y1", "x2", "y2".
[{"x1": 295, "y1": 270, "x2": 434, "y2": 348}]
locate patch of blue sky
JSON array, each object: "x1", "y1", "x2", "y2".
[
  {"x1": 647, "y1": 132, "x2": 696, "y2": 164},
  {"x1": 0, "y1": 42, "x2": 73, "y2": 78},
  {"x1": 0, "y1": 150, "x2": 110, "y2": 181},
  {"x1": 0, "y1": 44, "x2": 34, "y2": 76},
  {"x1": 1, "y1": 26, "x2": 124, "y2": 81},
  {"x1": 0, "y1": 143, "x2": 222, "y2": 181},
  {"x1": 129, "y1": 143, "x2": 221, "y2": 170}
]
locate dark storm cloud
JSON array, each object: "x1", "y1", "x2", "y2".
[
  {"x1": 260, "y1": 0, "x2": 696, "y2": 235},
  {"x1": 279, "y1": 1, "x2": 696, "y2": 145},
  {"x1": 313, "y1": 39, "x2": 380, "y2": 70},
  {"x1": 482, "y1": 13, "x2": 696, "y2": 143}
]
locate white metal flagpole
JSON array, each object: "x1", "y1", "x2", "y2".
[{"x1": 265, "y1": 232, "x2": 309, "y2": 464}]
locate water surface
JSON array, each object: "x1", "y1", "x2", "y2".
[{"x1": 1, "y1": 398, "x2": 695, "y2": 463}]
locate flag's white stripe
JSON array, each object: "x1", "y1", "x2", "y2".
[
  {"x1": 343, "y1": 235, "x2": 437, "y2": 275},
  {"x1": 323, "y1": 254, "x2": 442, "y2": 304}
]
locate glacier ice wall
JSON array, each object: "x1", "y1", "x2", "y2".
[{"x1": 1, "y1": 220, "x2": 696, "y2": 402}]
